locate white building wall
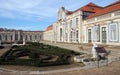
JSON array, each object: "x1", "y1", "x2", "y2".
[
  {"x1": 84, "y1": 10, "x2": 120, "y2": 45},
  {"x1": 46, "y1": 5, "x2": 120, "y2": 46},
  {"x1": 43, "y1": 30, "x2": 54, "y2": 42}
]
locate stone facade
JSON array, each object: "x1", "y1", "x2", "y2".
[
  {"x1": 43, "y1": 25, "x2": 54, "y2": 42},
  {"x1": 84, "y1": 10, "x2": 120, "y2": 45},
  {"x1": 44, "y1": 1, "x2": 120, "y2": 46},
  {"x1": 0, "y1": 30, "x2": 43, "y2": 43}
]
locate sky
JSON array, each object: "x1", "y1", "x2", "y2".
[{"x1": 0, "y1": 0, "x2": 118, "y2": 31}]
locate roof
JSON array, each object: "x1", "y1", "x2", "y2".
[
  {"x1": 66, "y1": 2, "x2": 102, "y2": 15},
  {"x1": 66, "y1": 10, "x2": 73, "y2": 15},
  {"x1": 45, "y1": 25, "x2": 53, "y2": 31},
  {"x1": 23, "y1": 31, "x2": 43, "y2": 32},
  {"x1": 86, "y1": 1, "x2": 120, "y2": 19},
  {"x1": 76, "y1": 2, "x2": 103, "y2": 12}
]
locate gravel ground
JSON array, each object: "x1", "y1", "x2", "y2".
[
  {"x1": 0, "y1": 61, "x2": 120, "y2": 75},
  {"x1": 0, "y1": 48, "x2": 9, "y2": 56},
  {"x1": 44, "y1": 61, "x2": 120, "y2": 75}
]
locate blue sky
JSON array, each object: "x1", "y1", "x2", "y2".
[{"x1": 0, "y1": 0, "x2": 117, "y2": 31}]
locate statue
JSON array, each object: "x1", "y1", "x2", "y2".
[
  {"x1": 23, "y1": 38, "x2": 26, "y2": 45},
  {"x1": 92, "y1": 43, "x2": 98, "y2": 58}
]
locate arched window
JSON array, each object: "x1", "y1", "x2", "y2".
[
  {"x1": 60, "y1": 28, "x2": 62, "y2": 41},
  {"x1": 60, "y1": 28, "x2": 62, "y2": 37}
]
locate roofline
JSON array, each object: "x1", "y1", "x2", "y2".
[{"x1": 85, "y1": 1, "x2": 120, "y2": 19}]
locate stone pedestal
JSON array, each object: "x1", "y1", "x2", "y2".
[
  {"x1": 92, "y1": 43, "x2": 98, "y2": 58},
  {"x1": 0, "y1": 40, "x2": 1, "y2": 46},
  {"x1": 23, "y1": 38, "x2": 26, "y2": 45}
]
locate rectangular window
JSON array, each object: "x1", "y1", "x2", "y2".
[
  {"x1": 5, "y1": 35, "x2": 7, "y2": 41},
  {"x1": 76, "y1": 18, "x2": 78, "y2": 27},
  {"x1": 65, "y1": 33, "x2": 67, "y2": 41},
  {"x1": 70, "y1": 20, "x2": 72, "y2": 28},
  {"x1": 25, "y1": 35, "x2": 27, "y2": 40},
  {"x1": 20, "y1": 35, "x2": 23, "y2": 40},
  {"x1": 76, "y1": 30, "x2": 78, "y2": 41},
  {"x1": 70, "y1": 31, "x2": 72, "y2": 41},
  {"x1": 30, "y1": 35, "x2": 32, "y2": 40},
  {"x1": 92, "y1": 25, "x2": 100, "y2": 42},
  {"x1": 39, "y1": 35, "x2": 41, "y2": 40},
  {"x1": 65, "y1": 22, "x2": 68, "y2": 31},
  {"x1": 35, "y1": 35, "x2": 37, "y2": 40},
  {"x1": 15, "y1": 34, "x2": 18, "y2": 40},
  {"x1": 109, "y1": 22, "x2": 118, "y2": 42},
  {"x1": 11, "y1": 35, "x2": 13, "y2": 41}
]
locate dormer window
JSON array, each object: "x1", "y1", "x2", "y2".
[{"x1": 83, "y1": 11, "x2": 94, "y2": 19}]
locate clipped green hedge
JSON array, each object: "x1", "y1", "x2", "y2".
[
  {"x1": 0, "y1": 42, "x2": 80, "y2": 67},
  {"x1": 0, "y1": 58, "x2": 69, "y2": 67}
]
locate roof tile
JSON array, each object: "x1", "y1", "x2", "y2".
[
  {"x1": 46, "y1": 25, "x2": 53, "y2": 31},
  {"x1": 86, "y1": 1, "x2": 120, "y2": 19}
]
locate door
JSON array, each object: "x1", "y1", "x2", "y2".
[
  {"x1": 102, "y1": 27, "x2": 106, "y2": 43},
  {"x1": 88, "y1": 29, "x2": 91, "y2": 43}
]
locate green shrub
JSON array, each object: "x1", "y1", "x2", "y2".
[
  {"x1": 16, "y1": 41, "x2": 23, "y2": 44},
  {"x1": 0, "y1": 42, "x2": 81, "y2": 67},
  {"x1": 11, "y1": 45, "x2": 19, "y2": 49},
  {"x1": 1, "y1": 42, "x2": 13, "y2": 44},
  {"x1": 29, "y1": 53, "x2": 39, "y2": 59}
]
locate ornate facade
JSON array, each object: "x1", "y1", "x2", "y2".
[{"x1": 44, "y1": 1, "x2": 120, "y2": 45}]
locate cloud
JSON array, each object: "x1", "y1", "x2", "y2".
[
  {"x1": 0, "y1": 0, "x2": 117, "y2": 22},
  {"x1": 0, "y1": 0, "x2": 59, "y2": 21}
]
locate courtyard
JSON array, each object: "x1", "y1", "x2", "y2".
[{"x1": 0, "y1": 41, "x2": 119, "y2": 75}]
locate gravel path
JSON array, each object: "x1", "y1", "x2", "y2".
[{"x1": 0, "y1": 55, "x2": 119, "y2": 75}]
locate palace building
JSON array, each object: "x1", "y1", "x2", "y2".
[
  {"x1": 0, "y1": 29, "x2": 43, "y2": 43},
  {"x1": 43, "y1": 25, "x2": 54, "y2": 42},
  {"x1": 44, "y1": 1, "x2": 120, "y2": 45}
]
